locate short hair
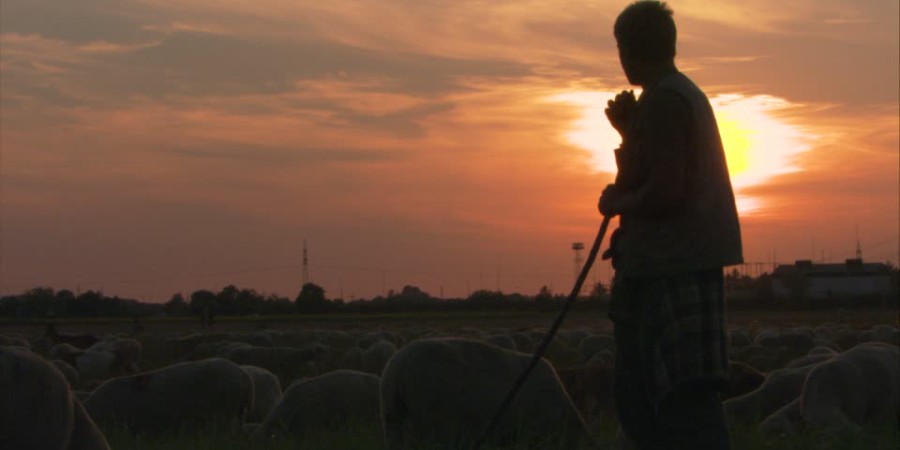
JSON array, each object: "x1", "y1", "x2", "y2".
[{"x1": 614, "y1": 1, "x2": 677, "y2": 62}]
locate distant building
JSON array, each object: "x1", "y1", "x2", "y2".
[{"x1": 771, "y1": 259, "x2": 893, "y2": 300}]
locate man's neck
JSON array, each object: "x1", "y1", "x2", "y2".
[{"x1": 639, "y1": 62, "x2": 678, "y2": 88}]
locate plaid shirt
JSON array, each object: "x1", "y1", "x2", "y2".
[{"x1": 609, "y1": 268, "x2": 730, "y2": 405}]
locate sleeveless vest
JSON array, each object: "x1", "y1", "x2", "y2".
[{"x1": 614, "y1": 71, "x2": 743, "y2": 277}]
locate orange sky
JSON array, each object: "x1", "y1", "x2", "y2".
[{"x1": 1, "y1": 0, "x2": 898, "y2": 302}]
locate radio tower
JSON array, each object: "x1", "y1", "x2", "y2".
[{"x1": 302, "y1": 239, "x2": 309, "y2": 287}]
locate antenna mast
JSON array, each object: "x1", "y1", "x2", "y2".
[{"x1": 302, "y1": 239, "x2": 309, "y2": 286}]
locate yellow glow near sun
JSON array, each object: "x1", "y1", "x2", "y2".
[{"x1": 550, "y1": 91, "x2": 815, "y2": 214}]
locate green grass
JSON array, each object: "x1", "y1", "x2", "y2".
[{"x1": 99, "y1": 420, "x2": 899, "y2": 450}]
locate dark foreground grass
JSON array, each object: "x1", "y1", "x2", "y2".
[{"x1": 101, "y1": 420, "x2": 899, "y2": 450}]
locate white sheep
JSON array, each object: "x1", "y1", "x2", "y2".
[
  {"x1": 0, "y1": 347, "x2": 109, "y2": 450},
  {"x1": 256, "y1": 369, "x2": 381, "y2": 439},
  {"x1": 380, "y1": 338, "x2": 596, "y2": 450},
  {"x1": 84, "y1": 358, "x2": 254, "y2": 435},
  {"x1": 723, "y1": 351, "x2": 834, "y2": 423},
  {"x1": 362, "y1": 340, "x2": 397, "y2": 375},
  {"x1": 241, "y1": 365, "x2": 283, "y2": 423},
  {"x1": 800, "y1": 342, "x2": 899, "y2": 432}
]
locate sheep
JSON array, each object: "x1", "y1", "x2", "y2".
[
  {"x1": 362, "y1": 340, "x2": 397, "y2": 375},
  {"x1": 74, "y1": 337, "x2": 142, "y2": 387},
  {"x1": 356, "y1": 331, "x2": 403, "y2": 350},
  {"x1": 784, "y1": 347, "x2": 838, "y2": 369},
  {"x1": 50, "y1": 359, "x2": 80, "y2": 389},
  {"x1": 556, "y1": 363, "x2": 616, "y2": 422},
  {"x1": 557, "y1": 329, "x2": 591, "y2": 348},
  {"x1": 723, "y1": 352, "x2": 833, "y2": 423},
  {"x1": 241, "y1": 365, "x2": 283, "y2": 423},
  {"x1": 84, "y1": 358, "x2": 254, "y2": 435},
  {"x1": 0, "y1": 333, "x2": 31, "y2": 350},
  {"x1": 485, "y1": 334, "x2": 518, "y2": 351},
  {"x1": 758, "y1": 398, "x2": 803, "y2": 436},
  {"x1": 68, "y1": 400, "x2": 113, "y2": 450},
  {"x1": 185, "y1": 341, "x2": 252, "y2": 361},
  {"x1": 799, "y1": 342, "x2": 900, "y2": 432},
  {"x1": 721, "y1": 361, "x2": 766, "y2": 401},
  {"x1": 256, "y1": 369, "x2": 380, "y2": 439},
  {"x1": 223, "y1": 344, "x2": 331, "y2": 382},
  {"x1": 341, "y1": 347, "x2": 364, "y2": 371},
  {"x1": 380, "y1": 338, "x2": 596, "y2": 450},
  {"x1": 39, "y1": 323, "x2": 99, "y2": 351},
  {"x1": 577, "y1": 334, "x2": 615, "y2": 364},
  {"x1": 49, "y1": 343, "x2": 84, "y2": 368},
  {"x1": 0, "y1": 347, "x2": 110, "y2": 450},
  {"x1": 509, "y1": 332, "x2": 535, "y2": 353}
]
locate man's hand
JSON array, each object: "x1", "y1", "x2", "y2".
[
  {"x1": 598, "y1": 184, "x2": 624, "y2": 217},
  {"x1": 605, "y1": 90, "x2": 636, "y2": 140}
]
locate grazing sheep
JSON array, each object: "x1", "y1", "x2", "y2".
[
  {"x1": 509, "y1": 332, "x2": 535, "y2": 353},
  {"x1": 721, "y1": 361, "x2": 766, "y2": 401},
  {"x1": 51, "y1": 359, "x2": 80, "y2": 389},
  {"x1": 311, "y1": 330, "x2": 356, "y2": 348},
  {"x1": 577, "y1": 334, "x2": 615, "y2": 364},
  {"x1": 869, "y1": 325, "x2": 899, "y2": 347},
  {"x1": 0, "y1": 347, "x2": 110, "y2": 450},
  {"x1": 223, "y1": 344, "x2": 332, "y2": 382},
  {"x1": 556, "y1": 363, "x2": 616, "y2": 421},
  {"x1": 785, "y1": 347, "x2": 838, "y2": 369},
  {"x1": 759, "y1": 398, "x2": 803, "y2": 436},
  {"x1": 84, "y1": 358, "x2": 254, "y2": 435},
  {"x1": 341, "y1": 347, "x2": 364, "y2": 371},
  {"x1": 49, "y1": 343, "x2": 84, "y2": 368},
  {"x1": 729, "y1": 328, "x2": 752, "y2": 348},
  {"x1": 723, "y1": 353, "x2": 831, "y2": 423},
  {"x1": 362, "y1": 340, "x2": 397, "y2": 375},
  {"x1": 380, "y1": 338, "x2": 595, "y2": 450},
  {"x1": 256, "y1": 370, "x2": 380, "y2": 439},
  {"x1": 799, "y1": 342, "x2": 900, "y2": 432},
  {"x1": 485, "y1": 334, "x2": 517, "y2": 351},
  {"x1": 185, "y1": 341, "x2": 252, "y2": 361},
  {"x1": 68, "y1": 400, "x2": 113, "y2": 450},
  {"x1": 0, "y1": 334, "x2": 31, "y2": 350},
  {"x1": 241, "y1": 365, "x2": 283, "y2": 423},
  {"x1": 39, "y1": 323, "x2": 100, "y2": 351},
  {"x1": 586, "y1": 350, "x2": 615, "y2": 368},
  {"x1": 557, "y1": 329, "x2": 591, "y2": 348},
  {"x1": 74, "y1": 337, "x2": 142, "y2": 386},
  {"x1": 356, "y1": 331, "x2": 403, "y2": 349}
]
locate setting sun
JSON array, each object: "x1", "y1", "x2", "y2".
[{"x1": 551, "y1": 91, "x2": 817, "y2": 214}]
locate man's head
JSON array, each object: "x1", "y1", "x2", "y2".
[{"x1": 614, "y1": 1, "x2": 677, "y2": 85}]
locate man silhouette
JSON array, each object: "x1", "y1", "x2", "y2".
[{"x1": 598, "y1": 2, "x2": 743, "y2": 449}]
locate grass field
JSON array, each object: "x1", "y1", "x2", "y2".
[{"x1": 4, "y1": 307, "x2": 898, "y2": 449}]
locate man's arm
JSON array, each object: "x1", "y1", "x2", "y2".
[{"x1": 604, "y1": 89, "x2": 690, "y2": 219}]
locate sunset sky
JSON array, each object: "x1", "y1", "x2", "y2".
[{"x1": 1, "y1": 0, "x2": 898, "y2": 302}]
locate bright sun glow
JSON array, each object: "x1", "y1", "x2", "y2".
[{"x1": 550, "y1": 91, "x2": 816, "y2": 214}]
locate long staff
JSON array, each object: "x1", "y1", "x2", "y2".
[{"x1": 471, "y1": 215, "x2": 612, "y2": 450}]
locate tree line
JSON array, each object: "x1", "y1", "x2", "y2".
[{"x1": 0, "y1": 282, "x2": 611, "y2": 319}]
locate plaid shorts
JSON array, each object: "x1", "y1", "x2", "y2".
[{"x1": 609, "y1": 268, "x2": 730, "y2": 404}]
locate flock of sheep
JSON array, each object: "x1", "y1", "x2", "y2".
[{"x1": 1, "y1": 321, "x2": 898, "y2": 449}]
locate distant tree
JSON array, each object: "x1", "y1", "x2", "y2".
[
  {"x1": 216, "y1": 285, "x2": 240, "y2": 315},
  {"x1": 535, "y1": 285, "x2": 554, "y2": 308},
  {"x1": 295, "y1": 282, "x2": 330, "y2": 313},
  {"x1": 190, "y1": 290, "x2": 218, "y2": 315},
  {"x1": 587, "y1": 281, "x2": 609, "y2": 303},
  {"x1": 164, "y1": 293, "x2": 189, "y2": 317}
]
